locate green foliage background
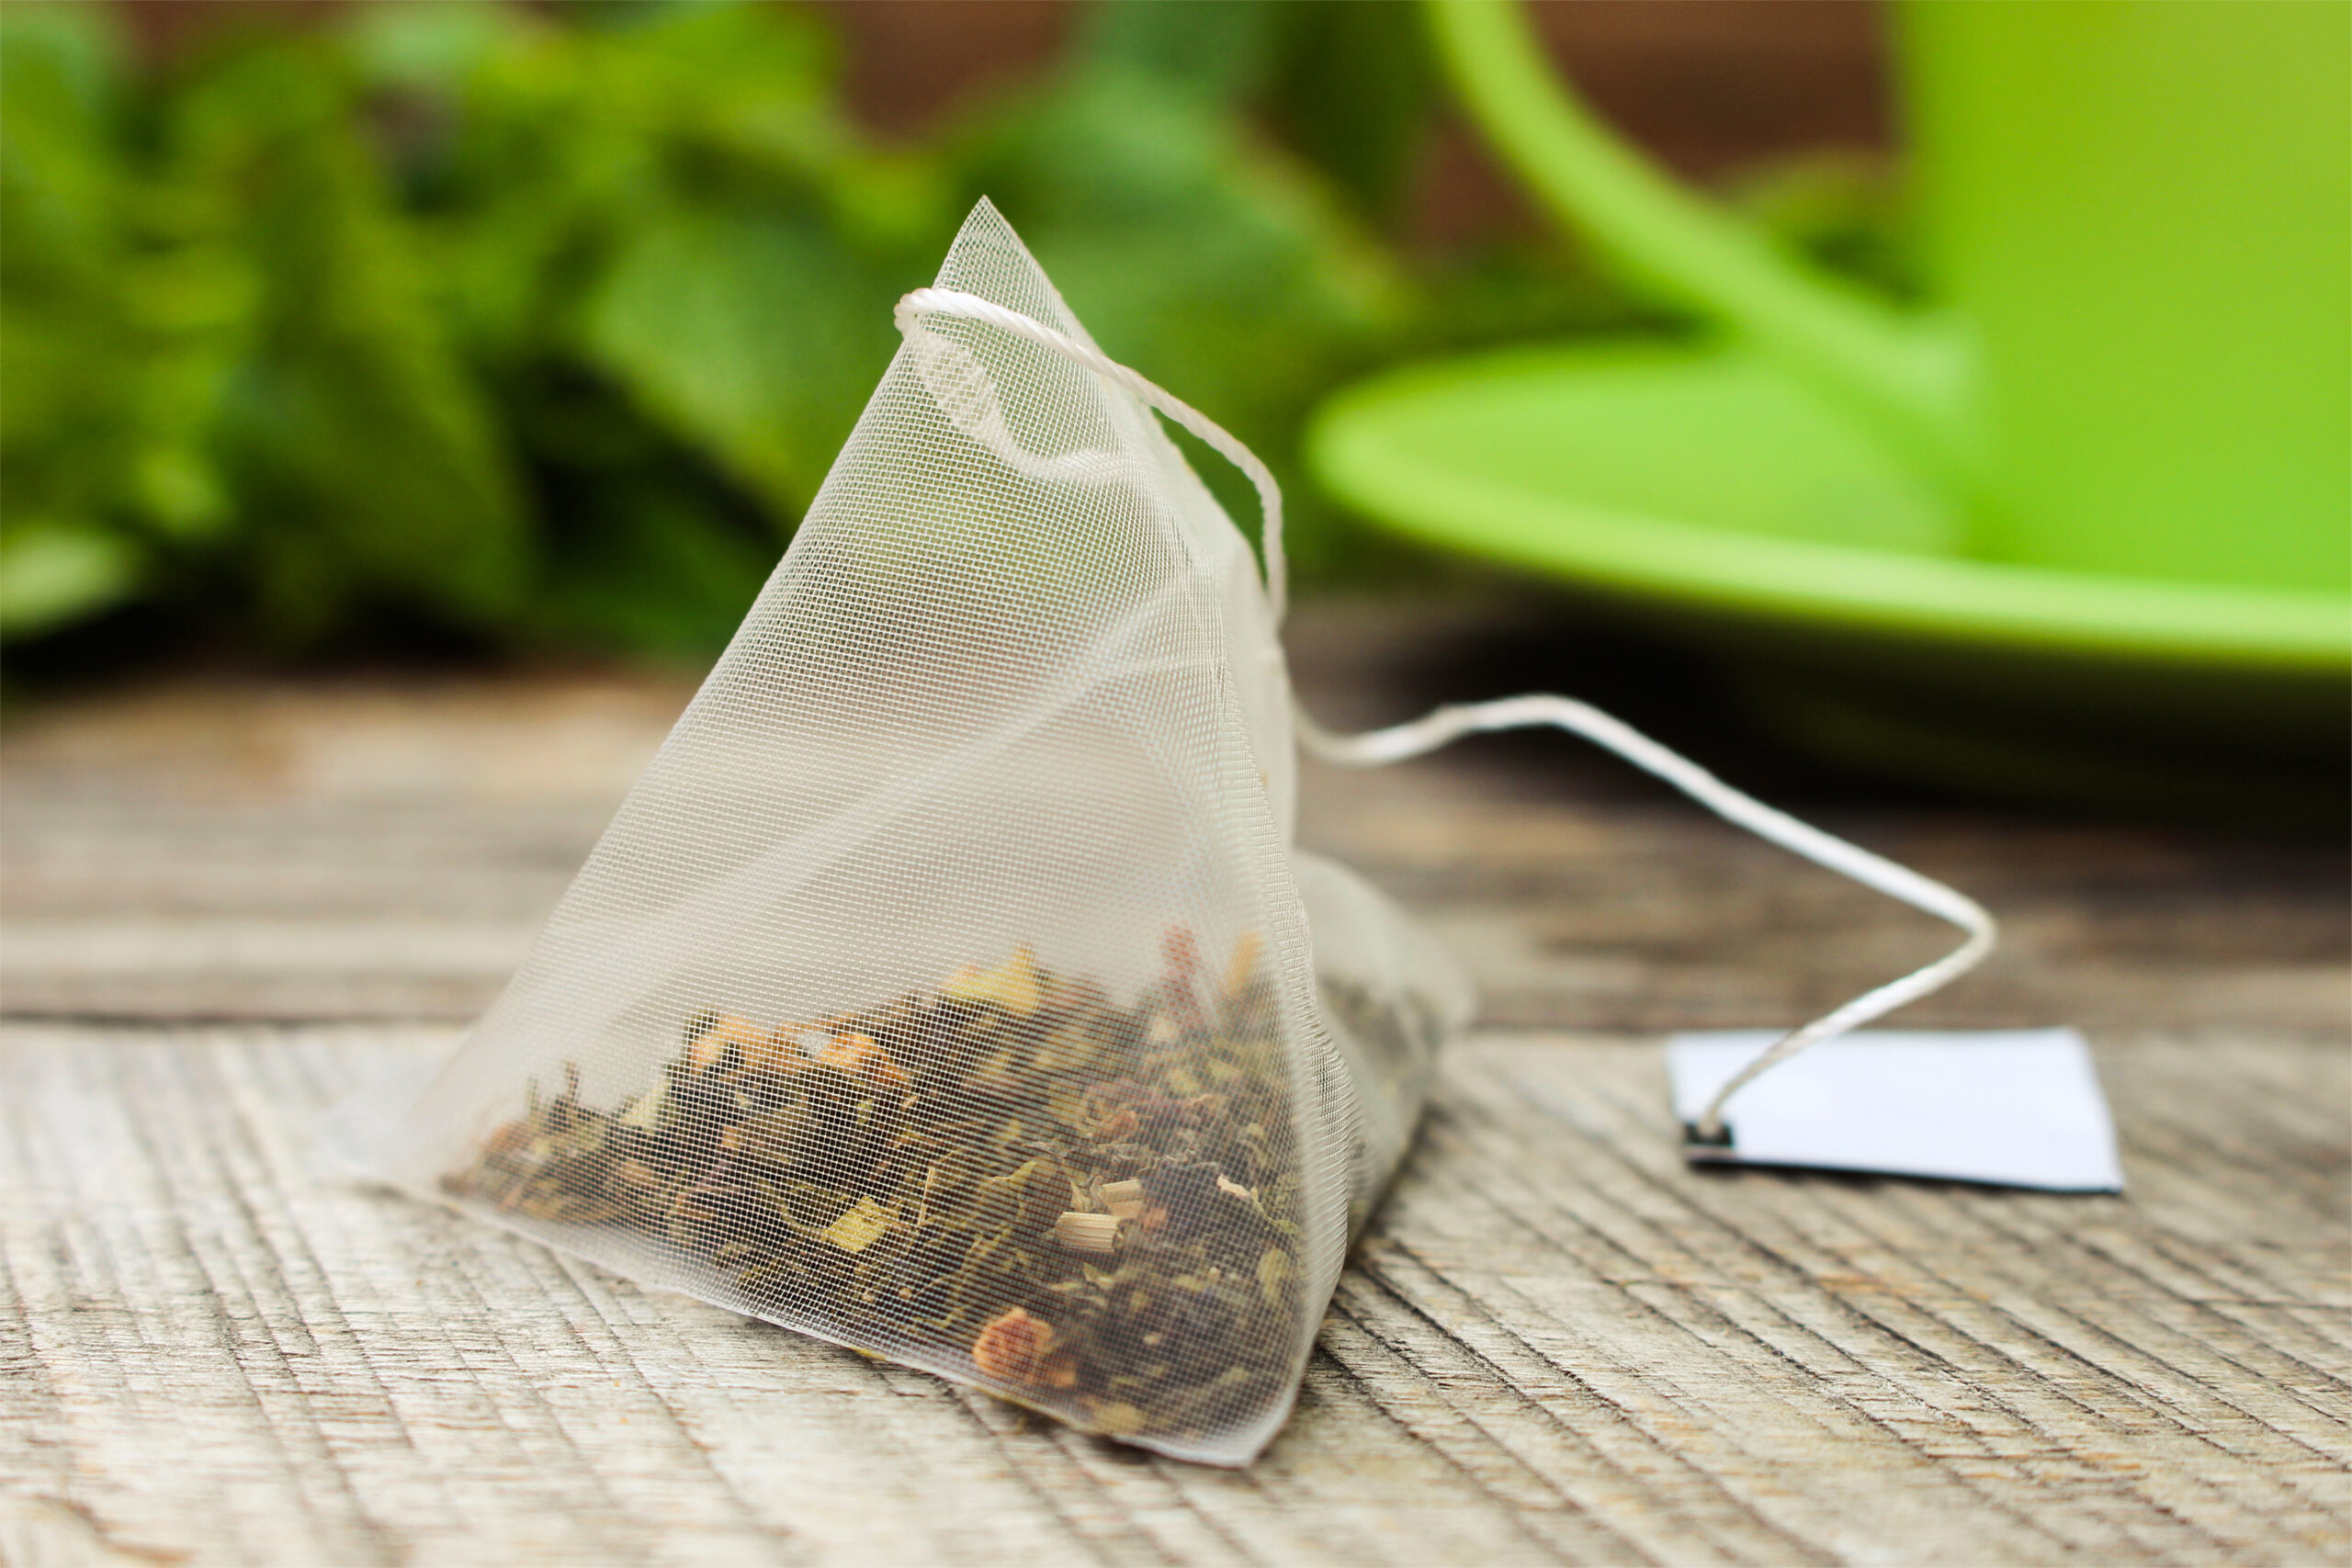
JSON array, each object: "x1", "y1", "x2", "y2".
[{"x1": 1, "y1": 0, "x2": 1891, "y2": 667}]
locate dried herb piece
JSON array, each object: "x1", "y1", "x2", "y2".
[{"x1": 444, "y1": 931, "x2": 1358, "y2": 1449}]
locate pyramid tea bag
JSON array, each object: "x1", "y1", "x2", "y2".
[
  {"x1": 366, "y1": 201, "x2": 1990, "y2": 1466},
  {"x1": 368, "y1": 203, "x2": 1470, "y2": 1465}
]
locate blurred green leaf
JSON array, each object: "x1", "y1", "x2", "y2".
[
  {"x1": 380, "y1": 0, "x2": 937, "y2": 551},
  {"x1": 0, "y1": 0, "x2": 1770, "y2": 663},
  {"x1": 0, "y1": 520, "x2": 141, "y2": 637},
  {"x1": 1079, "y1": 0, "x2": 1282, "y2": 103},
  {"x1": 582, "y1": 202, "x2": 901, "y2": 519},
  {"x1": 0, "y1": 4, "x2": 117, "y2": 281},
  {"x1": 349, "y1": 0, "x2": 518, "y2": 95},
  {"x1": 173, "y1": 40, "x2": 532, "y2": 643},
  {"x1": 526, "y1": 472, "x2": 778, "y2": 660},
  {"x1": 1264, "y1": 1, "x2": 1435, "y2": 227},
  {"x1": 1, "y1": 5, "x2": 147, "y2": 630},
  {"x1": 952, "y1": 35, "x2": 1405, "y2": 577}
]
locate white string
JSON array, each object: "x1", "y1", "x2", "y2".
[
  {"x1": 897, "y1": 287, "x2": 1288, "y2": 620},
  {"x1": 895, "y1": 286, "x2": 1996, "y2": 1143},
  {"x1": 1293, "y1": 701, "x2": 1996, "y2": 1139}
]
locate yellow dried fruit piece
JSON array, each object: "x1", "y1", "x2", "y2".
[
  {"x1": 688, "y1": 1014, "x2": 765, "y2": 1071},
  {"x1": 1086, "y1": 1400, "x2": 1147, "y2": 1437},
  {"x1": 1222, "y1": 930, "x2": 1262, "y2": 998},
  {"x1": 1258, "y1": 1247, "x2": 1294, "y2": 1309},
  {"x1": 820, "y1": 1197, "x2": 896, "y2": 1254},
  {"x1": 819, "y1": 1032, "x2": 910, "y2": 1090},
  {"x1": 616, "y1": 1084, "x2": 668, "y2": 1132},
  {"x1": 943, "y1": 944, "x2": 1043, "y2": 1016}
]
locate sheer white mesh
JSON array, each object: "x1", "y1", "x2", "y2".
[{"x1": 369, "y1": 201, "x2": 1471, "y2": 1465}]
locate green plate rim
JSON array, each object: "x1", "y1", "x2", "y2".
[{"x1": 1306, "y1": 341, "x2": 2349, "y2": 675}]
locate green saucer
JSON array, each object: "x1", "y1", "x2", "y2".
[
  {"x1": 1307, "y1": 339, "x2": 2347, "y2": 795},
  {"x1": 1310, "y1": 338, "x2": 2346, "y2": 670}
]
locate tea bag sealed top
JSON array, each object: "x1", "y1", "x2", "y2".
[{"x1": 376, "y1": 201, "x2": 1469, "y2": 1465}]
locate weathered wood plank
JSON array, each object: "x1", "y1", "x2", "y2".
[
  {"x1": 8, "y1": 744, "x2": 2344, "y2": 1032},
  {"x1": 4, "y1": 611, "x2": 2346, "y2": 1565},
  {"x1": 4, "y1": 1023, "x2": 2344, "y2": 1567},
  {"x1": 7, "y1": 616, "x2": 2346, "y2": 1032}
]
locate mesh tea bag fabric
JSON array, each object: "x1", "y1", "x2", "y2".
[
  {"x1": 371, "y1": 201, "x2": 1472, "y2": 1465},
  {"x1": 368, "y1": 199, "x2": 1990, "y2": 1466}
]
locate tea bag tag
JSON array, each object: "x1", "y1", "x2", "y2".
[{"x1": 1668, "y1": 1028, "x2": 2122, "y2": 1190}]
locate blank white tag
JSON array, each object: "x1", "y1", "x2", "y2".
[{"x1": 1667, "y1": 1028, "x2": 2123, "y2": 1191}]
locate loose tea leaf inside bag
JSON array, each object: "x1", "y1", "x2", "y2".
[{"x1": 364, "y1": 199, "x2": 1988, "y2": 1466}]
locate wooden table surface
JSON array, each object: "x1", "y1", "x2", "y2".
[{"x1": 4, "y1": 605, "x2": 2346, "y2": 1567}]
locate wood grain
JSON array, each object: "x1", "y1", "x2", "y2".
[
  {"x1": 2, "y1": 1024, "x2": 2342, "y2": 1567},
  {"x1": 2, "y1": 610, "x2": 2346, "y2": 1565},
  {"x1": 6, "y1": 677, "x2": 2341, "y2": 1034}
]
